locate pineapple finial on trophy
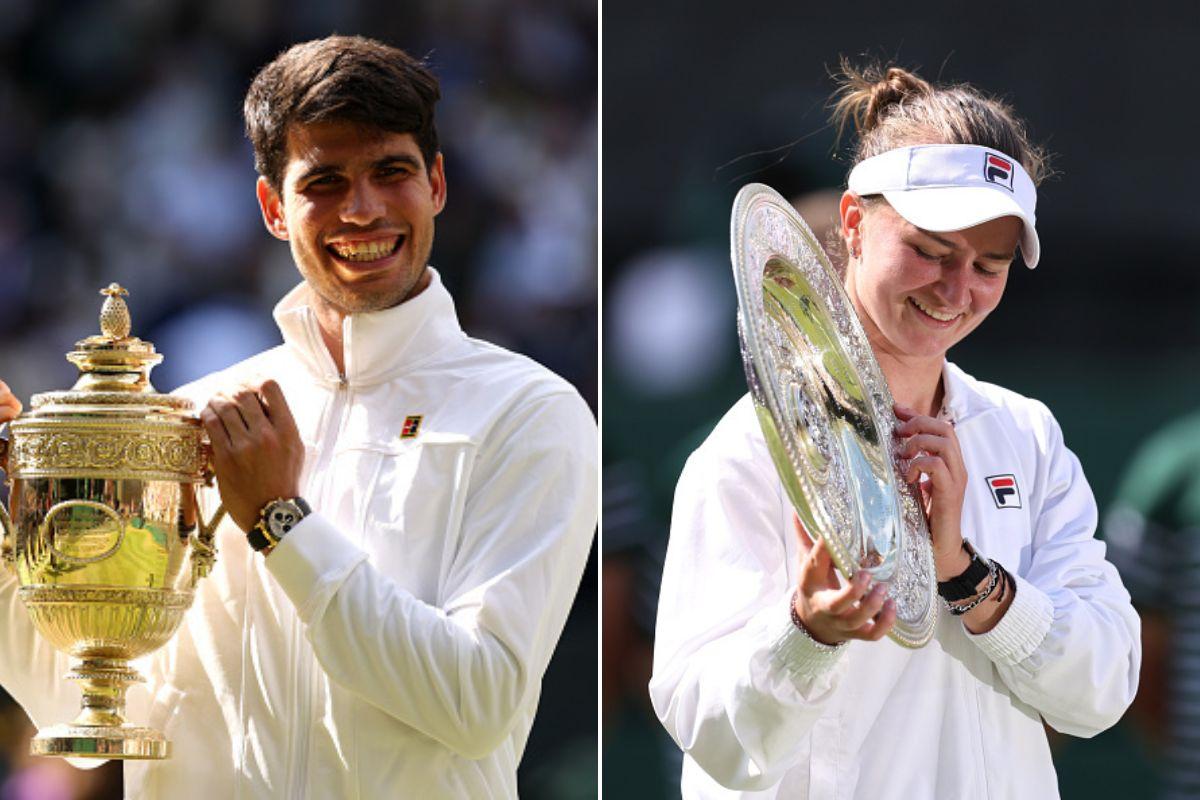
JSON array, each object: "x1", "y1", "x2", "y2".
[{"x1": 99, "y1": 283, "x2": 131, "y2": 341}]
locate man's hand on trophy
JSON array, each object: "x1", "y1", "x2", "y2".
[
  {"x1": 201, "y1": 379, "x2": 304, "y2": 532},
  {"x1": 0, "y1": 380, "x2": 21, "y2": 424}
]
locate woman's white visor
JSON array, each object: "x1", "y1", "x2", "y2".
[{"x1": 847, "y1": 144, "x2": 1040, "y2": 268}]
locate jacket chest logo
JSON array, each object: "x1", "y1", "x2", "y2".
[
  {"x1": 985, "y1": 474, "x2": 1021, "y2": 509},
  {"x1": 400, "y1": 415, "x2": 423, "y2": 439}
]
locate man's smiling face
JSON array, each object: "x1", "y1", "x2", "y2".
[{"x1": 257, "y1": 119, "x2": 447, "y2": 315}]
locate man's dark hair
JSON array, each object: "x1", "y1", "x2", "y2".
[{"x1": 244, "y1": 35, "x2": 441, "y2": 191}]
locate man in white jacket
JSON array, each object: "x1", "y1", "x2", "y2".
[{"x1": 0, "y1": 35, "x2": 597, "y2": 799}]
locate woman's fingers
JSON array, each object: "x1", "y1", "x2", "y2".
[
  {"x1": 894, "y1": 404, "x2": 968, "y2": 585},
  {"x1": 793, "y1": 513, "x2": 814, "y2": 553},
  {"x1": 821, "y1": 570, "x2": 871, "y2": 614},
  {"x1": 797, "y1": 559, "x2": 897, "y2": 645},
  {"x1": 851, "y1": 598, "x2": 898, "y2": 641},
  {"x1": 904, "y1": 454, "x2": 953, "y2": 485},
  {"x1": 900, "y1": 432, "x2": 958, "y2": 460},
  {"x1": 895, "y1": 413, "x2": 954, "y2": 438},
  {"x1": 832, "y1": 582, "x2": 886, "y2": 627},
  {"x1": 817, "y1": 579, "x2": 896, "y2": 641},
  {"x1": 799, "y1": 536, "x2": 835, "y2": 593},
  {"x1": 795, "y1": 516, "x2": 897, "y2": 645}
]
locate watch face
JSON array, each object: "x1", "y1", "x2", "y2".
[{"x1": 267, "y1": 501, "x2": 305, "y2": 538}]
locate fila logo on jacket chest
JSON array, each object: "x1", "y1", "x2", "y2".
[
  {"x1": 985, "y1": 474, "x2": 1021, "y2": 509},
  {"x1": 400, "y1": 415, "x2": 423, "y2": 439}
]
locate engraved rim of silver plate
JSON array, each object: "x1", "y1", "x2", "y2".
[{"x1": 730, "y1": 182, "x2": 937, "y2": 648}]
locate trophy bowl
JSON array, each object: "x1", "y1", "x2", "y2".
[{"x1": 0, "y1": 284, "x2": 223, "y2": 759}]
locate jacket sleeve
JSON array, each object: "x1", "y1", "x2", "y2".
[
  {"x1": 0, "y1": 567, "x2": 84, "y2": 732},
  {"x1": 966, "y1": 415, "x2": 1141, "y2": 737},
  {"x1": 265, "y1": 390, "x2": 596, "y2": 760},
  {"x1": 649, "y1": 406, "x2": 847, "y2": 792}
]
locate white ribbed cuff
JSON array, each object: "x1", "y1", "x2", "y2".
[
  {"x1": 968, "y1": 570, "x2": 1053, "y2": 666},
  {"x1": 266, "y1": 512, "x2": 369, "y2": 622},
  {"x1": 768, "y1": 589, "x2": 845, "y2": 680}
]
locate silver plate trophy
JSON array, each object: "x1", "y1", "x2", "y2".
[{"x1": 731, "y1": 183, "x2": 937, "y2": 648}]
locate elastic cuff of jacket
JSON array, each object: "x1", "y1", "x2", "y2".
[
  {"x1": 966, "y1": 570, "x2": 1053, "y2": 666},
  {"x1": 266, "y1": 512, "x2": 370, "y2": 623},
  {"x1": 768, "y1": 589, "x2": 845, "y2": 680}
]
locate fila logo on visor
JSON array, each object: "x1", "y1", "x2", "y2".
[
  {"x1": 986, "y1": 474, "x2": 1021, "y2": 509},
  {"x1": 983, "y1": 153, "x2": 1015, "y2": 192}
]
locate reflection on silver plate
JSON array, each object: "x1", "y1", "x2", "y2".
[{"x1": 731, "y1": 183, "x2": 937, "y2": 648}]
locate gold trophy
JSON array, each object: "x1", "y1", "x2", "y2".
[{"x1": 0, "y1": 283, "x2": 224, "y2": 759}]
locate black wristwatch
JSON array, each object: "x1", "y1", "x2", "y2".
[
  {"x1": 247, "y1": 497, "x2": 311, "y2": 553},
  {"x1": 937, "y1": 540, "x2": 991, "y2": 602}
]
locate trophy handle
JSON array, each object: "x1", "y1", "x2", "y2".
[
  {"x1": 0, "y1": 497, "x2": 12, "y2": 572},
  {"x1": 197, "y1": 435, "x2": 228, "y2": 533},
  {"x1": 192, "y1": 437, "x2": 225, "y2": 579},
  {"x1": 198, "y1": 505, "x2": 227, "y2": 541},
  {"x1": 190, "y1": 503, "x2": 225, "y2": 581},
  {"x1": 0, "y1": 437, "x2": 13, "y2": 571}
]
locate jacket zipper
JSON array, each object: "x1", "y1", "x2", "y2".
[{"x1": 283, "y1": 314, "x2": 350, "y2": 800}]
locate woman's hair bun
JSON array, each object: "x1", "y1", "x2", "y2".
[
  {"x1": 831, "y1": 60, "x2": 933, "y2": 138},
  {"x1": 864, "y1": 68, "x2": 932, "y2": 131}
]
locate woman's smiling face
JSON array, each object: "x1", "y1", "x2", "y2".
[{"x1": 840, "y1": 195, "x2": 1022, "y2": 364}]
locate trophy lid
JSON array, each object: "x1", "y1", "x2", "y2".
[{"x1": 27, "y1": 284, "x2": 193, "y2": 415}]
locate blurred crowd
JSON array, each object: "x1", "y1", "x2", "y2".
[{"x1": 0, "y1": 1, "x2": 596, "y2": 798}]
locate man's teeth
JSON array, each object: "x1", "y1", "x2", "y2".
[
  {"x1": 329, "y1": 239, "x2": 399, "y2": 262},
  {"x1": 911, "y1": 298, "x2": 960, "y2": 322}
]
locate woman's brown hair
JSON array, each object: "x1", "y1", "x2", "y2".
[{"x1": 829, "y1": 59, "x2": 1047, "y2": 185}]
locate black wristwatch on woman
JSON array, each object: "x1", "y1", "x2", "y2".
[{"x1": 937, "y1": 540, "x2": 991, "y2": 602}]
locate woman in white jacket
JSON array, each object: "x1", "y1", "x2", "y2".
[{"x1": 650, "y1": 64, "x2": 1141, "y2": 799}]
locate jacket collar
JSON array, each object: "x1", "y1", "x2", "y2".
[
  {"x1": 272, "y1": 267, "x2": 465, "y2": 387},
  {"x1": 941, "y1": 361, "x2": 996, "y2": 425}
]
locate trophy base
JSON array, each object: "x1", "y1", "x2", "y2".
[{"x1": 31, "y1": 723, "x2": 169, "y2": 760}]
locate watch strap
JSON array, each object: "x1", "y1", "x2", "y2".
[
  {"x1": 937, "y1": 540, "x2": 991, "y2": 601},
  {"x1": 247, "y1": 523, "x2": 273, "y2": 553}
]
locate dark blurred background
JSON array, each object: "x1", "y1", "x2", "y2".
[
  {"x1": 603, "y1": 3, "x2": 1189, "y2": 798},
  {"x1": 0, "y1": 1, "x2": 596, "y2": 798}
]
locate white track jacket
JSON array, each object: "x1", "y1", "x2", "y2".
[
  {"x1": 650, "y1": 362, "x2": 1139, "y2": 799},
  {"x1": 0, "y1": 270, "x2": 598, "y2": 799}
]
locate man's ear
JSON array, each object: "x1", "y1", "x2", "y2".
[
  {"x1": 256, "y1": 176, "x2": 289, "y2": 241},
  {"x1": 428, "y1": 153, "x2": 447, "y2": 217}
]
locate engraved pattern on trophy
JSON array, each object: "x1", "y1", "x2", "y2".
[
  {"x1": 0, "y1": 284, "x2": 226, "y2": 759},
  {"x1": 732, "y1": 184, "x2": 937, "y2": 648},
  {"x1": 9, "y1": 424, "x2": 205, "y2": 482}
]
